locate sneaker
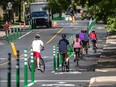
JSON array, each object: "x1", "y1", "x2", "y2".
[
  {"x1": 74, "y1": 59, "x2": 76, "y2": 62},
  {"x1": 37, "y1": 67, "x2": 41, "y2": 70}
]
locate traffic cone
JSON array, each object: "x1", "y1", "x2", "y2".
[
  {"x1": 23, "y1": 22, "x2": 26, "y2": 29},
  {"x1": 72, "y1": 16, "x2": 75, "y2": 23},
  {"x1": 52, "y1": 21, "x2": 58, "y2": 27}
]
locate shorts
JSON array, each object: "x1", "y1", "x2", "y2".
[
  {"x1": 74, "y1": 48, "x2": 81, "y2": 53},
  {"x1": 83, "y1": 41, "x2": 89, "y2": 46},
  {"x1": 33, "y1": 51, "x2": 41, "y2": 59},
  {"x1": 91, "y1": 39, "x2": 96, "y2": 43},
  {"x1": 60, "y1": 51, "x2": 68, "y2": 62}
]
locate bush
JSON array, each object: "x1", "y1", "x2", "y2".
[{"x1": 105, "y1": 16, "x2": 116, "y2": 34}]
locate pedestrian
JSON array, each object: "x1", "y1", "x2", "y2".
[{"x1": 3, "y1": 21, "x2": 10, "y2": 37}]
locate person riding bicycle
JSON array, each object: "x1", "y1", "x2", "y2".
[
  {"x1": 89, "y1": 30, "x2": 98, "y2": 49},
  {"x1": 73, "y1": 34, "x2": 82, "y2": 62},
  {"x1": 32, "y1": 34, "x2": 44, "y2": 70},
  {"x1": 58, "y1": 34, "x2": 69, "y2": 63},
  {"x1": 78, "y1": 30, "x2": 85, "y2": 54}
]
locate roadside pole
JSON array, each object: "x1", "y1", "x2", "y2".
[
  {"x1": 30, "y1": 48, "x2": 34, "y2": 83},
  {"x1": 24, "y1": 49, "x2": 28, "y2": 87},
  {"x1": 53, "y1": 46, "x2": 56, "y2": 72},
  {"x1": 7, "y1": 53, "x2": 11, "y2": 87},
  {"x1": 16, "y1": 50, "x2": 20, "y2": 87}
]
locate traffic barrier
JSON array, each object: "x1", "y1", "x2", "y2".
[
  {"x1": 72, "y1": 16, "x2": 75, "y2": 23},
  {"x1": 24, "y1": 48, "x2": 35, "y2": 87},
  {"x1": 24, "y1": 49, "x2": 28, "y2": 87},
  {"x1": 7, "y1": 50, "x2": 20, "y2": 87},
  {"x1": 52, "y1": 21, "x2": 58, "y2": 27}
]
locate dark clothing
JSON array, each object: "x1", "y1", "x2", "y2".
[{"x1": 59, "y1": 39, "x2": 69, "y2": 53}]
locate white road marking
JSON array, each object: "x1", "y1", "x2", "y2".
[
  {"x1": 0, "y1": 80, "x2": 90, "y2": 83},
  {"x1": 54, "y1": 71, "x2": 82, "y2": 74},
  {"x1": 42, "y1": 83, "x2": 75, "y2": 86},
  {"x1": 18, "y1": 31, "x2": 32, "y2": 39}
]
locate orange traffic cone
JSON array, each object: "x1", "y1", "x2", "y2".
[
  {"x1": 52, "y1": 21, "x2": 58, "y2": 27},
  {"x1": 23, "y1": 22, "x2": 26, "y2": 28}
]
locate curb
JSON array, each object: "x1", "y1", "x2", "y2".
[{"x1": 89, "y1": 76, "x2": 116, "y2": 87}]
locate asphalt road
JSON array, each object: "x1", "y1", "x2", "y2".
[{"x1": 0, "y1": 20, "x2": 114, "y2": 87}]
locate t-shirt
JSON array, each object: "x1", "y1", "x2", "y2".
[
  {"x1": 90, "y1": 32, "x2": 97, "y2": 39},
  {"x1": 3, "y1": 23, "x2": 10, "y2": 31},
  {"x1": 32, "y1": 40, "x2": 44, "y2": 53},
  {"x1": 59, "y1": 39, "x2": 69, "y2": 53},
  {"x1": 73, "y1": 38, "x2": 81, "y2": 48},
  {"x1": 84, "y1": 33, "x2": 89, "y2": 41},
  {"x1": 78, "y1": 32, "x2": 85, "y2": 41}
]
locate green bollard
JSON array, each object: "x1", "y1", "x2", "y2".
[
  {"x1": 16, "y1": 28, "x2": 19, "y2": 39},
  {"x1": 30, "y1": 48, "x2": 34, "y2": 83},
  {"x1": 24, "y1": 49, "x2": 28, "y2": 87},
  {"x1": 7, "y1": 53, "x2": 11, "y2": 87},
  {"x1": 59, "y1": 53, "x2": 62, "y2": 67},
  {"x1": 16, "y1": 50, "x2": 20, "y2": 87},
  {"x1": 53, "y1": 46, "x2": 56, "y2": 72},
  {"x1": 13, "y1": 28, "x2": 16, "y2": 40},
  {"x1": 57, "y1": 46, "x2": 59, "y2": 69},
  {"x1": 20, "y1": 27, "x2": 22, "y2": 37}
]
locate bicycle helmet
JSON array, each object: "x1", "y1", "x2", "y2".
[
  {"x1": 35, "y1": 34, "x2": 40, "y2": 38},
  {"x1": 84, "y1": 29, "x2": 87, "y2": 33},
  {"x1": 62, "y1": 34, "x2": 66, "y2": 39}
]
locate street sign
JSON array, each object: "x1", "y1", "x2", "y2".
[{"x1": 8, "y1": 2, "x2": 12, "y2": 10}]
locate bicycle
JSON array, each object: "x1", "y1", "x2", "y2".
[
  {"x1": 61, "y1": 53, "x2": 70, "y2": 72},
  {"x1": 74, "y1": 48, "x2": 80, "y2": 66},
  {"x1": 92, "y1": 41, "x2": 97, "y2": 53},
  {"x1": 28, "y1": 56, "x2": 45, "y2": 73}
]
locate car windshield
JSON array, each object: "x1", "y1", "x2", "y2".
[{"x1": 32, "y1": 11, "x2": 47, "y2": 17}]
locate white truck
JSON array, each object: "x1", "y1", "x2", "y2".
[{"x1": 30, "y1": 2, "x2": 52, "y2": 28}]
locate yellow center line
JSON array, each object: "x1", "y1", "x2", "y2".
[
  {"x1": 0, "y1": 54, "x2": 24, "y2": 68},
  {"x1": 46, "y1": 28, "x2": 63, "y2": 44},
  {"x1": 0, "y1": 28, "x2": 63, "y2": 67}
]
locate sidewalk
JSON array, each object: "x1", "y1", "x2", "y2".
[
  {"x1": 89, "y1": 34, "x2": 116, "y2": 87},
  {"x1": 0, "y1": 31, "x2": 5, "y2": 38},
  {"x1": 89, "y1": 76, "x2": 116, "y2": 87}
]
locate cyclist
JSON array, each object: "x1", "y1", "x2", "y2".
[
  {"x1": 31, "y1": 34, "x2": 44, "y2": 70},
  {"x1": 78, "y1": 30, "x2": 85, "y2": 54},
  {"x1": 73, "y1": 34, "x2": 82, "y2": 62},
  {"x1": 83, "y1": 29, "x2": 90, "y2": 54},
  {"x1": 58, "y1": 34, "x2": 69, "y2": 63},
  {"x1": 89, "y1": 31, "x2": 98, "y2": 49}
]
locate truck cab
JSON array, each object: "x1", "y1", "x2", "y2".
[{"x1": 30, "y1": 2, "x2": 52, "y2": 28}]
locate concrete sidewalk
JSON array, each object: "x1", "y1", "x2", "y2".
[
  {"x1": 0, "y1": 31, "x2": 5, "y2": 38},
  {"x1": 89, "y1": 34, "x2": 116, "y2": 87},
  {"x1": 89, "y1": 76, "x2": 116, "y2": 87}
]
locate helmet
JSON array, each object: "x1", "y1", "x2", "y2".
[
  {"x1": 62, "y1": 34, "x2": 66, "y2": 38},
  {"x1": 84, "y1": 29, "x2": 87, "y2": 33},
  {"x1": 35, "y1": 34, "x2": 40, "y2": 38},
  {"x1": 92, "y1": 30, "x2": 95, "y2": 32}
]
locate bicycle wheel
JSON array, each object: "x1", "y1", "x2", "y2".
[
  {"x1": 80, "y1": 52, "x2": 83, "y2": 59},
  {"x1": 39, "y1": 58, "x2": 45, "y2": 73},
  {"x1": 28, "y1": 57, "x2": 37, "y2": 72},
  {"x1": 93, "y1": 47, "x2": 97, "y2": 53},
  {"x1": 66, "y1": 60, "x2": 70, "y2": 72},
  {"x1": 62, "y1": 62, "x2": 66, "y2": 72}
]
